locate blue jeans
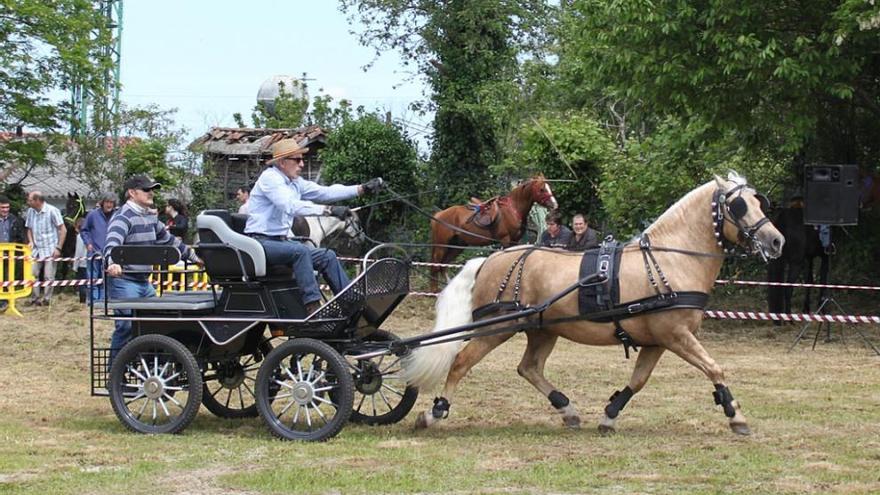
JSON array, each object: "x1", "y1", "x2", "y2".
[
  {"x1": 109, "y1": 276, "x2": 156, "y2": 362},
  {"x1": 256, "y1": 239, "x2": 350, "y2": 304},
  {"x1": 87, "y1": 258, "x2": 105, "y2": 303}
]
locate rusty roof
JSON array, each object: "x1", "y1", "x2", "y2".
[{"x1": 188, "y1": 126, "x2": 327, "y2": 156}]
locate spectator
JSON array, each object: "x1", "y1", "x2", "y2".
[
  {"x1": 0, "y1": 195, "x2": 26, "y2": 312},
  {"x1": 164, "y1": 198, "x2": 189, "y2": 241},
  {"x1": 236, "y1": 184, "x2": 251, "y2": 214},
  {"x1": 73, "y1": 218, "x2": 88, "y2": 303},
  {"x1": 80, "y1": 192, "x2": 117, "y2": 302},
  {"x1": 538, "y1": 211, "x2": 572, "y2": 249},
  {"x1": 105, "y1": 175, "x2": 201, "y2": 362},
  {"x1": 567, "y1": 213, "x2": 600, "y2": 251},
  {"x1": 0, "y1": 195, "x2": 26, "y2": 244},
  {"x1": 25, "y1": 191, "x2": 66, "y2": 306}
]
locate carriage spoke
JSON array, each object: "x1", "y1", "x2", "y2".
[
  {"x1": 128, "y1": 365, "x2": 147, "y2": 382},
  {"x1": 378, "y1": 389, "x2": 394, "y2": 411},
  {"x1": 312, "y1": 394, "x2": 337, "y2": 407},
  {"x1": 381, "y1": 382, "x2": 405, "y2": 398},
  {"x1": 238, "y1": 385, "x2": 245, "y2": 409},
  {"x1": 304, "y1": 404, "x2": 313, "y2": 429},
  {"x1": 224, "y1": 388, "x2": 232, "y2": 408},
  {"x1": 125, "y1": 393, "x2": 146, "y2": 405},
  {"x1": 371, "y1": 393, "x2": 377, "y2": 416},
  {"x1": 163, "y1": 392, "x2": 182, "y2": 408},
  {"x1": 355, "y1": 393, "x2": 366, "y2": 413},
  {"x1": 312, "y1": 402, "x2": 328, "y2": 423},
  {"x1": 158, "y1": 397, "x2": 171, "y2": 417},
  {"x1": 380, "y1": 357, "x2": 402, "y2": 374},
  {"x1": 277, "y1": 397, "x2": 296, "y2": 418}
]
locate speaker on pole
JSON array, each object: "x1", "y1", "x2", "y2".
[{"x1": 803, "y1": 165, "x2": 859, "y2": 226}]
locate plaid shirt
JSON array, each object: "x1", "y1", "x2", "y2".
[{"x1": 25, "y1": 204, "x2": 64, "y2": 258}]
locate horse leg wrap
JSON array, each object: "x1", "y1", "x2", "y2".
[
  {"x1": 604, "y1": 386, "x2": 634, "y2": 419},
  {"x1": 432, "y1": 396, "x2": 450, "y2": 419},
  {"x1": 713, "y1": 384, "x2": 737, "y2": 418},
  {"x1": 548, "y1": 390, "x2": 570, "y2": 409}
]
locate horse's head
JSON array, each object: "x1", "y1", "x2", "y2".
[
  {"x1": 342, "y1": 211, "x2": 366, "y2": 244},
  {"x1": 713, "y1": 173, "x2": 784, "y2": 261},
  {"x1": 528, "y1": 175, "x2": 558, "y2": 210},
  {"x1": 65, "y1": 192, "x2": 85, "y2": 221}
]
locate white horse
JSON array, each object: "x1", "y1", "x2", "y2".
[{"x1": 292, "y1": 212, "x2": 365, "y2": 248}]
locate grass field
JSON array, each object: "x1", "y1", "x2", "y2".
[{"x1": 1, "y1": 293, "x2": 879, "y2": 494}]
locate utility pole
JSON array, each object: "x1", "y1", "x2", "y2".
[{"x1": 70, "y1": 0, "x2": 123, "y2": 139}]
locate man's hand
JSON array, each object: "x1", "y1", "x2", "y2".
[
  {"x1": 328, "y1": 206, "x2": 352, "y2": 219},
  {"x1": 361, "y1": 177, "x2": 384, "y2": 195},
  {"x1": 106, "y1": 263, "x2": 122, "y2": 277}
]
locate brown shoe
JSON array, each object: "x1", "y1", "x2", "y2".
[{"x1": 304, "y1": 301, "x2": 322, "y2": 316}]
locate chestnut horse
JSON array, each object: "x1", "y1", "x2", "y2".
[
  {"x1": 404, "y1": 173, "x2": 784, "y2": 436},
  {"x1": 429, "y1": 175, "x2": 558, "y2": 292}
]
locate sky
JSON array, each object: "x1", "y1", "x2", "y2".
[{"x1": 118, "y1": 0, "x2": 432, "y2": 149}]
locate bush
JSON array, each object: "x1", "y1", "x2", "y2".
[{"x1": 319, "y1": 114, "x2": 422, "y2": 242}]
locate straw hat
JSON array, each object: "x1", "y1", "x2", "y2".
[{"x1": 266, "y1": 138, "x2": 309, "y2": 165}]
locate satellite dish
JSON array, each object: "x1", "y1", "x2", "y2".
[{"x1": 256, "y1": 75, "x2": 309, "y2": 117}]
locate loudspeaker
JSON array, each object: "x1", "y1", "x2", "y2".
[{"x1": 804, "y1": 165, "x2": 859, "y2": 225}]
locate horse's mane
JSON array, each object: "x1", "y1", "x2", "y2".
[{"x1": 645, "y1": 171, "x2": 747, "y2": 241}]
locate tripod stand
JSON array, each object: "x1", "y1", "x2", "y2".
[{"x1": 789, "y1": 294, "x2": 880, "y2": 355}]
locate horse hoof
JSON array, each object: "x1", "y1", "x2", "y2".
[
  {"x1": 563, "y1": 415, "x2": 581, "y2": 429},
  {"x1": 730, "y1": 422, "x2": 751, "y2": 436},
  {"x1": 597, "y1": 423, "x2": 616, "y2": 436},
  {"x1": 414, "y1": 412, "x2": 432, "y2": 430}
]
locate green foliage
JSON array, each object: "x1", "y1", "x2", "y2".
[
  {"x1": 498, "y1": 112, "x2": 619, "y2": 225},
  {"x1": 189, "y1": 170, "x2": 222, "y2": 220},
  {"x1": 557, "y1": 0, "x2": 880, "y2": 167},
  {"x1": 600, "y1": 118, "x2": 789, "y2": 236},
  {"x1": 120, "y1": 140, "x2": 178, "y2": 203},
  {"x1": 340, "y1": 0, "x2": 555, "y2": 206},
  {"x1": 0, "y1": 0, "x2": 114, "y2": 182},
  {"x1": 319, "y1": 113, "x2": 421, "y2": 240},
  {"x1": 236, "y1": 79, "x2": 309, "y2": 129}
]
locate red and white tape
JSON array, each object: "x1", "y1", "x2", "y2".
[{"x1": 704, "y1": 310, "x2": 880, "y2": 324}]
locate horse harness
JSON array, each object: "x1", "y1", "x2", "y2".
[{"x1": 472, "y1": 235, "x2": 710, "y2": 359}]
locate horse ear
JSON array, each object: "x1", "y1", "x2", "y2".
[{"x1": 714, "y1": 175, "x2": 726, "y2": 188}]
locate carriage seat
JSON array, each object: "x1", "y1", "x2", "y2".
[
  {"x1": 196, "y1": 210, "x2": 293, "y2": 281},
  {"x1": 106, "y1": 291, "x2": 217, "y2": 311}
]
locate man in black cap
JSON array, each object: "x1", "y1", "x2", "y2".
[{"x1": 104, "y1": 175, "x2": 202, "y2": 361}]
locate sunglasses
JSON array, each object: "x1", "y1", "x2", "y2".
[{"x1": 139, "y1": 188, "x2": 155, "y2": 193}]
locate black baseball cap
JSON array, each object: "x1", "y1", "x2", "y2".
[{"x1": 123, "y1": 175, "x2": 162, "y2": 192}]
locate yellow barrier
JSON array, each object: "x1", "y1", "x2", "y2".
[
  {"x1": 150, "y1": 263, "x2": 211, "y2": 295},
  {"x1": 0, "y1": 243, "x2": 34, "y2": 317}
]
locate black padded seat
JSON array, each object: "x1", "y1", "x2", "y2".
[
  {"x1": 196, "y1": 210, "x2": 294, "y2": 280},
  {"x1": 107, "y1": 291, "x2": 216, "y2": 310}
]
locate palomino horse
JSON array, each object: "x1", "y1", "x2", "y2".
[
  {"x1": 429, "y1": 175, "x2": 558, "y2": 292},
  {"x1": 404, "y1": 173, "x2": 784, "y2": 436}
]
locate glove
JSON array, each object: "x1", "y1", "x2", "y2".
[
  {"x1": 361, "y1": 177, "x2": 385, "y2": 194},
  {"x1": 328, "y1": 205, "x2": 352, "y2": 219}
]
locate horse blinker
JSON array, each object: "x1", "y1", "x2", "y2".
[{"x1": 727, "y1": 197, "x2": 748, "y2": 220}]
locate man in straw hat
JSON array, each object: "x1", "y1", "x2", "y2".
[{"x1": 245, "y1": 138, "x2": 384, "y2": 315}]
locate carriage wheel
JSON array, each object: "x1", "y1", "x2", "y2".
[
  {"x1": 201, "y1": 340, "x2": 273, "y2": 419},
  {"x1": 347, "y1": 330, "x2": 419, "y2": 425},
  {"x1": 255, "y1": 338, "x2": 353, "y2": 441},
  {"x1": 108, "y1": 334, "x2": 203, "y2": 435}
]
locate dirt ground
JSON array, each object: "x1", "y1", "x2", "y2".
[{"x1": 1, "y1": 292, "x2": 879, "y2": 494}]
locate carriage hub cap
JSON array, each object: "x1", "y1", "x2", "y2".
[
  {"x1": 143, "y1": 377, "x2": 165, "y2": 399},
  {"x1": 292, "y1": 383, "x2": 315, "y2": 405}
]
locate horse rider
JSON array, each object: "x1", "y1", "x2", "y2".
[
  {"x1": 104, "y1": 175, "x2": 203, "y2": 363},
  {"x1": 243, "y1": 138, "x2": 383, "y2": 315},
  {"x1": 538, "y1": 210, "x2": 572, "y2": 249},
  {"x1": 567, "y1": 213, "x2": 600, "y2": 251}
]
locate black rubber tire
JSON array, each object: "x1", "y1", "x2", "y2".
[
  {"x1": 255, "y1": 338, "x2": 353, "y2": 441},
  {"x1": 201, "y1": 340, "x2": 272, "y2": 419},
  {"x1": 348, "y1": 330, "x2": 419, "y2": 425},
  {"x1": 109, "y1": 334, "x2": 203, "y2": 435}
]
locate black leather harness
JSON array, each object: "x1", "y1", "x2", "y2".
[{"x1": 472, "y1": 236, "x2": 710, "y2": 359}]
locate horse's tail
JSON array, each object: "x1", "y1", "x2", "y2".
[{"x1": 402, "y1": 257, "x2": 486, "y2": 391}]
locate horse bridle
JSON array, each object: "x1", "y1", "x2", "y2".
[
  {"x1": 530, "y1": 179, "x2": 555, "y2": 207},
  {"x1": 64, "y1": 196, "x2": 86, "y2": 224},
  {"x1": 712, "y1": 183, "x2": 773, "y2": 260}
]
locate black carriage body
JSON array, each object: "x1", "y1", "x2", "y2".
[{"x1": 89, "y1": 209, "x2": 409, "y2": 396}]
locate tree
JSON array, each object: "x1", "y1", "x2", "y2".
[
  {"x1": 0, "y1": 1, "x2": 112, "y2": 177},
  {"x1": 320, "y1": 112, "x2": 421, "y2": 240},
  {"x1": 557, "y1": 0, "x2": 880, "y2": 168},
  {"x1": 233, "y1": 79, "x2": 309, "y2": 129},
  {"x1": 339, "y1": 0, "x2": 553, "y2": 205}
]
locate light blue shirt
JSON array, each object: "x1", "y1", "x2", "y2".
[{"x1": 244, "y1": 166, "x2": 360, "y2": 237}]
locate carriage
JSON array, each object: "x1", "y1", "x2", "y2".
[
  {"x1": 90, "y1": 209, "x2": 417, "y2": 441},
  {"x1": 91, "y1": 174, "x2": 784, "y2": 440}
]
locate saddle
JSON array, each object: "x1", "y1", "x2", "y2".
[{"x1": 466, "y1": 196, "x2": 501, "y2": 229}]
